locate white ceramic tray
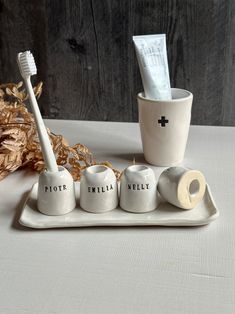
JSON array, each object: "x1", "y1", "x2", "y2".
[{"x1": 19, "y1": 183, "x2": 219, "y2": 229}]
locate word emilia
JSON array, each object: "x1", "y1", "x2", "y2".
[{"x1": 88, "y1": 184, "x2": 114, "y2": 193}]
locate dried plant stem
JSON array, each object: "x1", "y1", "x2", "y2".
[{"x1": 0, "y1": 81, "x2": 121, "y2": 181}]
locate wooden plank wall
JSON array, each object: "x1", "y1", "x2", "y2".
[{"x1": 0, "y1": 0, "x2": 234, "y2": 125}]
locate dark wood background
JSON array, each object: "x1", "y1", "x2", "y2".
[{"x1": 0, "y1": 0, "x2": 235, "y2": 125}]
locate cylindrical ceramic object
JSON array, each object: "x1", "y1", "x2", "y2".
[
  {"x1": 120, "y1": 165, "x2": 158, "y2": 213},
  {"x1": 138, "y1": 88, "x2": 193, "y2": 166},
  {"x1": 37, "y1": 166, "x2": 76, "y2": 215},
  {"x1": 80, "y1": 165, "x2": 118, "y2": 213},
  {"x1": 158, "y1": 167, "x2": 206, "y2": 210}
]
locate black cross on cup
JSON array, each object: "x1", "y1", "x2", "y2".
[{"x1": 158, "y1": 116, "x2": 169, "y2": 127}]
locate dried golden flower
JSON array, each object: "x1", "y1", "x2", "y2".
[{"x1": 0, "y1": 81, "x2": 120, "y2": 181}]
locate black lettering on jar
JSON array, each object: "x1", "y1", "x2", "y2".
[
  {"x1": 87, "y1": 184, "x2": 115, "y2": 193},
  {"x1": 126, "y1": 183, "x2": 151, "y2": 191},
  {"x1": 44, "y1": 184, "x2": 68, "y2": 193}
]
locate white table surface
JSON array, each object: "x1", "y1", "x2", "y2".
[{"x1": 0, "y1": 120, "x2": 234, "y2": 314}]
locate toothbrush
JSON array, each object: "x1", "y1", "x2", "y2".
[{"x1": 17, "y1": 51, "x2": 58, "y2": 172}]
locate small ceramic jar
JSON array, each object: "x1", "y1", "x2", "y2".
[
  {"x1": 120, "y1": 165, "x2": 158, "y2": 213},
  {"x1": 80, "y1": 165, "x2": 118, "y2": 213},
  {"x1": 157, "y1": 167, "x2": 206, "y2": 209},
  {"x1": 37, "y1": 166, "x2": 76, "y2": 215}
]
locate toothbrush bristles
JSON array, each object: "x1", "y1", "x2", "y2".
[{"x1": 18, "y1": 51, "x2": 37, "y2": 77}]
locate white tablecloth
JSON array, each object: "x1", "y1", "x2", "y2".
[{"x1": 0, "y1": 120, "x2": 234, "y2": 314}]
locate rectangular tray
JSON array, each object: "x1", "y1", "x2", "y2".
[{"x1": 19, "y1": 183, "x2": 219, "y2": 229}]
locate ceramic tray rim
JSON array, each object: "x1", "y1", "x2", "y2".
[{"x1": 19, "y1": 183, "x2": 219, "y2": 229}]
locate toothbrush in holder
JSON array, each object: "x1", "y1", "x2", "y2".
[
  {"x1": 17, "y1": 51, "x2": 76, "y2": 215},
  {"x1": 17, "y1": 51, "x2": 58, "y2": 172}
]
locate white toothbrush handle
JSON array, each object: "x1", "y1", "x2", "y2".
[{"x1": 25, "y1": 77, "x2": 58, "y2": 172}]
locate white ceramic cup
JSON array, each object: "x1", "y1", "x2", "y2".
[
  {"x1": 120, "y1": 164, "x2": 158, "y2": 213},
  {"x1": 80, "y1": 165, "x2": 118, "y2": 213},
  {"x1": 138, "y1": 88, "x2": 193, "y2": 166},
  {"x1": 37, "y1": 166, "x2": 76, "y2": 215}
]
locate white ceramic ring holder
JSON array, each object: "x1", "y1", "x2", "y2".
[
  {"x1": 158, "y1": 167, "x2": 206, "y2": 210},
  {"x1": 37, "y1": 166, "x2": 76, "y2": 215},
  {"x1": 80, "y1": 165, "x2": 118, "y2": 213},
  {"x1": 138, "y1": 88, "x2": 193, "y2": 166},
  {"x1": 120, "y1": 165, "x2": 158, "y2": 213}
]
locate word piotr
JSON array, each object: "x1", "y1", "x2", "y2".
[{"x1": 44, "y1": 185, "x2": 67, "y2": 192}]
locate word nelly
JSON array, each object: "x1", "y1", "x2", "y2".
[{"x1": 128, "y1": 183, "x2": 150, "y2": 190}]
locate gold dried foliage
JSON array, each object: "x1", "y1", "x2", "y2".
[{"x1": 0, "y1": 82, "x2": 120, "y2": 181}]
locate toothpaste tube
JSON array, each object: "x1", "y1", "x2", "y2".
[{"x1": 133, "y1": 34, "x2": 172, "y2": 100}]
